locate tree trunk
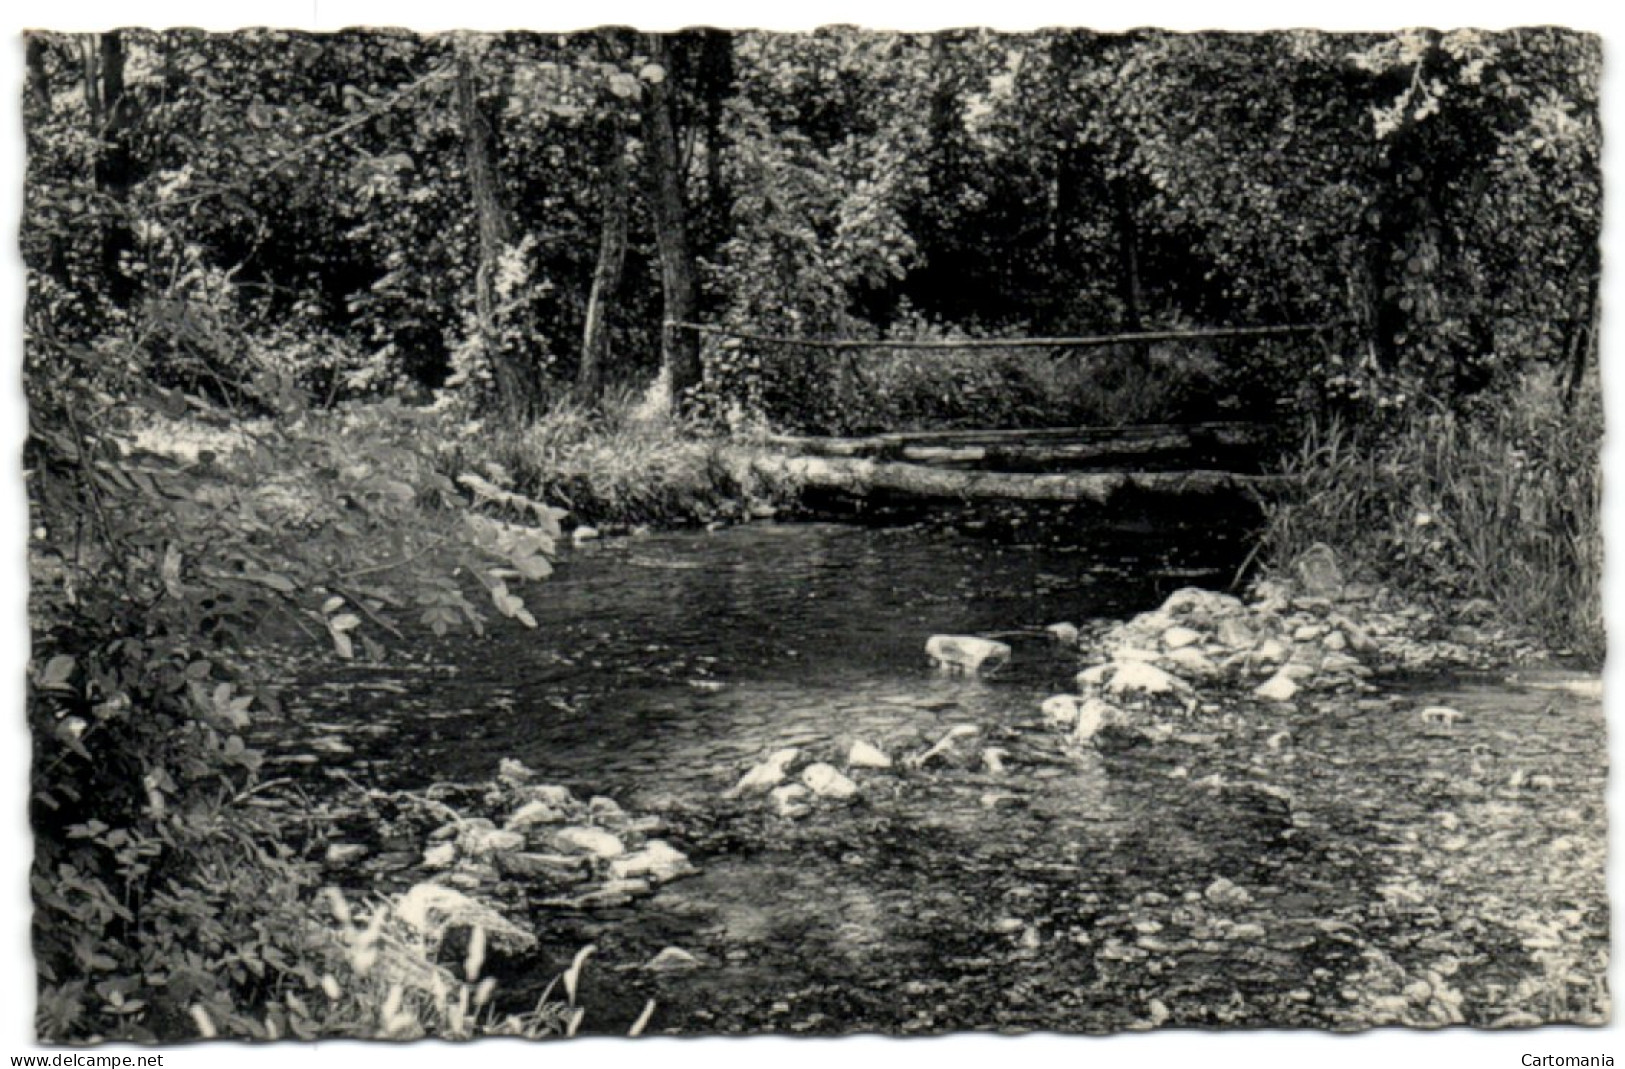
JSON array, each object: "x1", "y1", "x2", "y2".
[
  {"x1": 697, "y1": 29, "x2": 734, "y2": 249},
  {"x1": 456, "y1": 51, "x2": 531, "y2": 417},
  {"x1": 1112, "y1": 181, "x2": 1142, "y2": 332},
  {"x1": 1565, "y1": 263, "x2": 1600, "y2": 402},
  {"x1": 95, "y1": 31, "x2": 135, "y2": 306},
  {"x1": 750, "y1": 453, "x2": 1290, "y2": 504},
  {"x1": 578, "y1": 119, "x2": 630, "y2": 399},
  {"x1": 642, "y1": 34, "x2": 702, "y2": 409}
]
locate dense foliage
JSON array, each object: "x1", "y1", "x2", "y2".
[{"x1": 22, "y1": 25, "x2": 1601, "y2": 1042}]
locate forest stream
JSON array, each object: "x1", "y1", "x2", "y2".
[{"x1": 270, "y1": 502, "x2": 1607, "y2": 1035}]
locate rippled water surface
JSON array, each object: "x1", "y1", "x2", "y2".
[{"x1": 293, "y1": 504, "x2": 1607, "y2": 1034}]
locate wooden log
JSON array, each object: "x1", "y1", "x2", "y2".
[
  {"x1": 752, "y1": 454, "x2": 1293, "y2": 503},
  {"x1": 769, "y1": 421, "x2": 1267, "y2": 460}
]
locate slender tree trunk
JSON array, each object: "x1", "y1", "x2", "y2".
[
  {"x1": 95, "y1": 31, "x2": 135, "y2": 306},
  {"x1": 578, "y1": 120, "x2": 630, "y2": 399},
  {"x1": 642, "y1": 34, "x2": 702, "y2": 409},
  {"x1": 697, "y1": 29, "x2": 734, "y2": 248},
  {"x1": 1565, "y1": 264, "x2": 1600, "y2": 402},
  {"x1": 456, "y1": 52, "x2": 531, "y2": 417},
  {"x1": 1112, "y1": 182, "x2": 1142, "y2": 332}
]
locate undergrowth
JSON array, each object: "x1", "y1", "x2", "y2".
[
  {"x1": 442, "y1": 386, "x2": 796, "y2": 529},
  {"x1": 1260, "y1": 368, "x2": 1602, "y2": 660}
]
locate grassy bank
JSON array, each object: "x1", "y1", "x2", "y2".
[
  {"x1": 440, "y1": 387, "x2": 797, "y2": 531},
  {"x1": 1258, "y1": 369, "x2": 1602, "y2": 662}
]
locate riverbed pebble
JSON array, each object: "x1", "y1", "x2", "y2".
[
  {"x1": 848, "y1": 740, "x2": 893, "y2": 769},
  {"x1": 608, "y1": 840, "x2": 693, "y2": 883},
  {"x1": 726, "y1": 747, "x2": 801, "y2": 797},
  {"x1": 550, "y1": 825, "x2": 626, "y2": 858},
  {"x1": 925, "y1": 635, "x2": 1012, "y2": 675},
  {"x1": 802, "y1": 762, "x2": 859, "y2": 799}
]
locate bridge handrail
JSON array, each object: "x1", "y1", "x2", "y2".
[{"x1": 666, "y1": 319, "x2": 1348, "y2": 353}]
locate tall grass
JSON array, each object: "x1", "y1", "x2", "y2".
[{"x1": 1259, "y1": 368, "x2": 1602, "y2": 660}]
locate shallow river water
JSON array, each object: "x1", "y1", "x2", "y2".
[{"x1": 292, "y1": 502, "x2": 1608, "y2": 1034}]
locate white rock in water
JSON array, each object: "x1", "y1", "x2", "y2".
[
  {"x1": 1163, "y1": 646, "x2": 1220, "y2": 679},
  {"x1": 1161, "y1": 588, "x2": 1247, "y2": 622},
  {"x1": 1076, "y1": 664, "x2": 1113, "y2": 689},
  {"x1": 644, "y1": 946, "x2": 701, "y2": 973},
  {"x1": 848, "y1": 740, "x2": 893, "y2": 769},
  {"x1": 1216, "y1": 617, "x2": 1256, "y2": 650},
  {"x1": 460, "y1": 826, "x2": 526, "y2": 857},
  {"x1": 981, "y1": 748, "x2": 1009, "y2": 774},
  {"x1": 925, "y1": 635, "x2": 1012, "y2": 675},
  {"x1": 608, "y1": 840, "x2": 693, "y2": 883},
  {"x1": 770, "y1": 783, "x2": 812, "y2": 818},
  {"x1": 1105, "y1": 661, "x2": 1189, "y2": 698},
  {"x1": 1162, "y1": 626, "x2": 1203, "y2": 650},
  {"x1": 325, "y1": 843, "x2": 368, "y2": 866},
  {"x1": 802, "y1": 762, "x2": 859, "y2": 799},
  {"x1": 512, "y1": 783, "x2": 576, "y2": 809},
  {"x1": 498, "y1": 758, "x2": 539, "y2": 786},
  {"x1": 422, "y1": 842, "x2": 458, "y2": 869},
  {"x1": 1073, "y1": 698, "x2": 1118, "y2": 743},
  {"x1": 1254, "y1": 672, "x2": 1299, "y2": 702},
  {"x1": 1255, "y1": 638, "x2": 1289, "y2": 664},
  {"x1": 1046, "y1": 622, "x2": 1080, "y2": 646},
  {"x1": 505, "y1": 799, "x2": 567, "y2": 830},
  {"x1": 1041, "y1": 694, "x2": 1082, "y2": 727},
  {"x1": 572, "y1": 525, "x2": 601, "y2": 544},
  {"x1": 725, "y1": 747, "x2": 801, "y2": 797},
  {"x1": 1420, "y1": 705, "x2": 1464, "y2": 727},
  {"x1": 550, "y1": 825, "x2": 626, "y2": 858}
]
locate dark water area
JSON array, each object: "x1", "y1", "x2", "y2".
[{"x1": 286, "y1": 495, "x2": 1607, "y2": 1034}]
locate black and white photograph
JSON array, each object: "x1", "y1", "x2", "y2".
[{"x1": 5, "y1": 0, "x2": 1615, "y2": 1061}]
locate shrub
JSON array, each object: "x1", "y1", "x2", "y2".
[{"x1": 1259, "y1": 366, "x2": 1601, "y2": 658}]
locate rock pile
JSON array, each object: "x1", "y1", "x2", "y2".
[{"x1": 327, "y1": 759, "x2": 697, "y2": 912}]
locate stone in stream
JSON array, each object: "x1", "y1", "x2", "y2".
[
  {"x1": 644, "y1": 947, "x2": 701, "y2": 974},
  {"x1": 1045, "y1": 622, "x2": 1081, "y2": 646},
  {"x1": 509, "y1": 783, "x2": 577, "y2": 810},
  {"x1": 572, "y1": 525, "x2": 601, "y2": 544},
  {"x1": 1162, "y1": 646, "x2": 1220, "y2": 680},
  {"x1": 802, "y1": 762, "x2": 859, "y2": 800},
  {"x1": 459, "y1": 826, "x2": 526, "y2": 857},
  {"x1": 324, "y1": 843, "x2": 368, "y2": 867},
  {"x1": 909, "y1": 724, "x2": 981, "y2": 767},
  {"x1": 847, "y1": 740, "x2": 893, "y2": 770},
  {"x1": 1072, "y1": 698, "x2": 1118, "y2": 744},
  {"x1": 1161, "y1": 587, "x2": 1248, "y2": 624},
  {"x1": 1162, "y1": 626, "x2": 1203, "y2": 650},
  {"x1": 925, "y1": 635, "x2": 1012, "y2": 675},
  {"x1": 1216, "y1": 616, "x2": 1256, "y2": 651},
  {"x1": 549, "y1": 825, "x2": 626, "y2": 858},
  {"x1": 981, "y1": 748, "x2": 1009, "y2": 774},
  {"x1": 1101, "y1": 661, "x2": 1190, "y2": 700},
  {"x1": 608, "y1": 840, "x2": 694, "y2": 883},
  {"x1": 1254, "y1": 671, "x2": 1299, "y2": 702},
  {"x1": 422, "y1": 842, "x2": 458, "y2": 870},
  {"x1": 493, "y1": 851, "x2": 591, "y2": 883},
  {"x1": 498, "y1": 757, "x2": 539, "y2": 787},
  {"x1": 505, "y1": 799, "x2": 568, "y2": 831},
  {"x1": 725, "y1": 747, "x2": 801, "y2": 798},
  {"x1": 1041, "y1": 694, "x2": 1082, "y2": 728},
  {"x1": 770, "y1": 784, "x2": 813, "y2": 818}
]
